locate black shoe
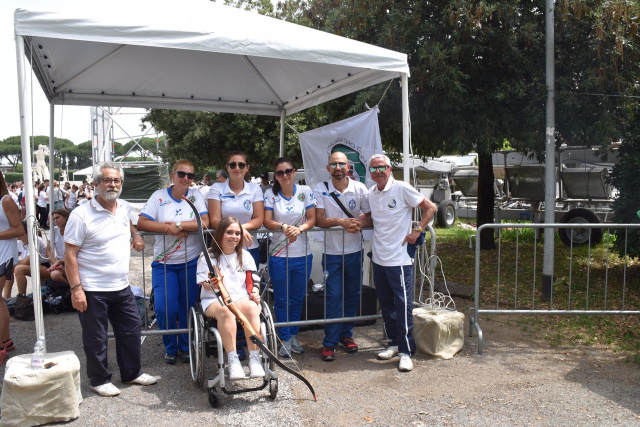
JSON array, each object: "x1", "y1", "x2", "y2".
[
  {"x1": 164, "y1": 353, "x2": 177, "y2": 365},
  {"x1": 178, "y1": 350, "x2": 190, "y2": 364}
]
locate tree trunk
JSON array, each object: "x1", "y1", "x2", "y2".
[{"x1": 477, "y1": 150, "x2": 496, "y2": 250}]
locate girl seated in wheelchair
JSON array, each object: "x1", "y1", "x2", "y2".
[{"x1": 196, "y1": 216, "x2": 265, "y2": 380}]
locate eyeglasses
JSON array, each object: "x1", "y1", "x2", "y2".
[
  {"x1": 369, "y1": 165, "x2": 389, "y2": 173},
  {"x1": 227, "y1": 162, "x2": 247, "y2": 170},
  {"x1": 100, "y1": 178, "x2": 122, "y2": 185},
  {"x1": 174, "y1": 171, "x2": 195, "y2": 180},
  {"x1": 274, "y1": 168, "x2": 295, "y2": 178},
  {"x1": 329, "y1": 162, "x2": 347, "y2": 169}
]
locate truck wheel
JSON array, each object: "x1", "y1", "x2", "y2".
[
  {"x1": 437, "y1": 200, "x2": 456, "y2": 228},
  {"x1": 558, "y1": 208, "x2": 603, "y2": 247}
]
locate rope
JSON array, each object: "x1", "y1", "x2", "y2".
[
  {"x1": 284, "y1": 121, "x2": 299, "y2": 134},
  {"x1": 375, "y1": 80, "x2": 394, "y2": 107},
  {"x1": 417, "y1": 251, "x2": 456, "y2": 312}
]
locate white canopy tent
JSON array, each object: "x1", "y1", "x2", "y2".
[{"x1": 14, "y1": 0, "x2": 411, "y2": 337}]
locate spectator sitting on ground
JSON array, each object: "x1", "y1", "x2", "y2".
[
  {"x1": 48, "y1": 208, "x2": 70, "y2": 284},
  {"x1": 10, "y1": 220, "x2": 54, "y2": 296}
]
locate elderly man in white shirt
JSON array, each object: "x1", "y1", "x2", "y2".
[
  {"x1": 64, "y1": 162, "x2": 157, "y2": 397},
  {"x1": 363, "y1": 153, "x2": 437, "y2": 372}
]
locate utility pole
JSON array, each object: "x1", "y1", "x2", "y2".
[{"x1": 542, "y1": 0, "x2": 556, "y2": 302}]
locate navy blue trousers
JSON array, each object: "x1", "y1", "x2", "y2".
[
  {"x1": 372, "y1": 262, "x2": 416, "y2": 356},
  {"x1": 322, "y1": 251, "x2": 363, "y2": 347},
  {"x1": 78, "y1": 287, "x2": 142, "y2": 387}
]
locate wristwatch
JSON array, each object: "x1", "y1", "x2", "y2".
[
  {"x1": 413, "y1": 225, "x2": 423, "y2": 233},
  {"x1": 298, "y1": 226, "x2": 304, "y2": 233},
  {"x1": 176, "y1": 222, "x2": 182, "y2": 231}
]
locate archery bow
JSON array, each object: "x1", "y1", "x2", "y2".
[{"x1": 181, "y1": 196, "x2": 317, "y2": 401}]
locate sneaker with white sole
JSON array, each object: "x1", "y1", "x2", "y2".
[
  {"x1": 290, "y1": 335, "x2": 304, "y2": 354},
  {"x1": 90, "y1": 382, "x2": 121, "y2": 397},
  {"x1": 377, "y1": 345, "x2": 399, "y2": 360},
  {"x1": 125, "y1": 373, "x2": 157, "y2": 386},
  {"x1": 279, "y1": 340, "x2": 292, "y2": 358},
  {"x1": 228, "y1": 353, "x2": 245, "y2": 380},
  {"x1": 398, "y1": 353, "x2": 413, "y2": 372},
  {"x1": 248, "y1": 353, "x2": 265, "y2": 378}
]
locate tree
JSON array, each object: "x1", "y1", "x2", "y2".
[
  {"x1": 284, "y1": 0, "x2": 639, "y2": 250},
  {"x1": 0, "y1": 137, "x2": 23, "y2": 169}
]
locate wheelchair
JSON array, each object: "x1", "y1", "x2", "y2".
[{"x1": 188, "y1": 298, "x2": 279, "y2": 407}]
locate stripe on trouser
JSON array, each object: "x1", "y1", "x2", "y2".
[{"x1": 399, "y1": 266, "x2": 410, "y2": 354}]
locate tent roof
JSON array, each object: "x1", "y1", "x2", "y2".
[{"x1": 14, "y1": 0, "x2": 409, "y2": 116}]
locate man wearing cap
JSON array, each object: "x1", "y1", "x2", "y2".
[
  {"x1": 364, "y1": 153, "x2": 436, "y2": 372},
  {"x1": 313, "y1": 151, "x2": 370, "y2": 362}
]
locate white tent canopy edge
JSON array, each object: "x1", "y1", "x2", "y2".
[{"x1": 14, "y1": 0, "x2": 412, "y2": 339}]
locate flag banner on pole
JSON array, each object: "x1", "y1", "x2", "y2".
[{"x1": 299, "y1": 107, "x2": 382, "y2": 191}]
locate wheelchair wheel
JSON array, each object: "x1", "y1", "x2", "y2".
[
  {"x1": 260, "y1": 300, "x2": 278, "y2": 371},
  {"x1": 269, "y1": 379, "x2": 278, "y2": 400},
  {"x1": 208, "y1": 387, "x2": 221, "y2": 408},
  {"x1": 188, "y1": 306, "x2": 204, "y2": 387}
]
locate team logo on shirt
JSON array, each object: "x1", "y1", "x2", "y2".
[
  {"x1": 349, "y1": 200, "x2": 356, "y2": 210},
  {"x1": 244, "y1": 200, "x2": 251, "y2": 210},
  {"x1": 298, "y1": 194, "x2": 305, "y2": 202},
  {"x1": 159, "y1": 198, "x2": 170, "y2": 207},
  {"x1": 387, "y1": 198, "x2": 397, "y2": 209}
]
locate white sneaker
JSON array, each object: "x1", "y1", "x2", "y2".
[
  {"x1": 398, "y1": 353, "x2": 413, "y2": 372},
  {"x1": 377, "y1": 345, "x2": 399, "y2": 360},
  {"x1": 90, "y1": 382, "x2": 121, "y2": 397},
  {"x1": 125, "y1": 373, "x2": 157, "y2": 386},
  {"x1": 248, "y1": 353, "x2": 265, "y2": 378},
  {"x1": 228, "y1": 353, "x2": 245, "y2": 380}
]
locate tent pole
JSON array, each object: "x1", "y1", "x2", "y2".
[
  {"x1": 15, "y1": 35, "x2": 46, "y2": 340},
  {"x1": 49, "y1": 103, "x2": 56, "y2": 265},
  {"x1": 279, "y1": 109, "x2": 286, "y2": 157},
  {"x1": 401, "y1": 73, "x2": 410, "y2": 183}
]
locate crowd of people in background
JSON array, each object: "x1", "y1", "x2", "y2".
[{"x1": 0, "y1": 149, "x2": 437, "y2": 393}]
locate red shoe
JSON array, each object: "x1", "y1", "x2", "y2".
[
  {"x1": 321, "y1": 346, "x2": 335, "y2": 362},
  {"x1": 0, "y1": 348, "x2": 7, "y2": 365},
  {"x1": 339, "y1": 337, "x2": 358, "y2": 353},
  {"x1": 3, "y1": 339, "x2": 15, "y2": 352}
]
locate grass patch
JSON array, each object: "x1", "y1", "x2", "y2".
[{"x1": 429, "y1": 220, "x2": 640, "y2": 361}]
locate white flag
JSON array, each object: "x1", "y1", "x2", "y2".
[{"x1": 299, "y1": 107, "x2": 383, "y2": 190}]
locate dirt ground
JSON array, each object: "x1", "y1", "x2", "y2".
[{"x1": 1, "y1": 239, "x2": 639, "y2": 426}]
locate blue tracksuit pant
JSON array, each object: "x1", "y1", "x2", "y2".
[
  {"x1": 372, "y1": 262, "x2": 416, "y2": 356},
  {"x1": 269, "y1": 254, "x2": 312, "y2": 341},
  {"x1": 151, "y1": 257, "x2": 199, "y2": 355},
  {"x1": 322, "y1": 251, "x2": 363, "y2": 347}
]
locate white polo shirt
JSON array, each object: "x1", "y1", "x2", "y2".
[
  {"x1": 368, "y1": 176, "x2": 425, "y2": 267},
  {"x1": 140, "y1": 186, "x2": 208, "y2": 264},
  {"x1": 264, "y1": 185, "x2": 315, "y2": 258},
  {"x1": 313, "y1": 179, "x2": 370, "y2": 255},
  {"x1": 64, "y1": 197, "x2": 132, "y2": 292},
  {"x1": 207, "y1": 181, "x2": 263, "y2": 250},
  {"x1": 197, "y1": 249, "x2": 256, "y2": 310}
]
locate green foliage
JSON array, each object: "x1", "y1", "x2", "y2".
[
  {"x1": 3, "y1": 173, "x2": 24, "y2": 183},
  {"x1": 611, "y1": 104, "x2": 640, "y2": 258}
]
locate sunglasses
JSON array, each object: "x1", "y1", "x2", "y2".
[
  {"x1": 274, "y1": 168, "x2": 295, "y2": 178},
  {"x1": 174, "y1": 171, "x2": 195, "y2": 180},
  {"x1": 369, "y1": 165, "x2": 389, "y2": 173},
  {"x1": 329, "y1": 162, "x2": 348, "y2": 169},
  {"x1": 227, "y1": 162, "x2": 247, "y2": 170}
]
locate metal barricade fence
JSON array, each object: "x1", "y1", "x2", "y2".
[
  {"x1": 469, "y1": 223, "x2": 640, "y2": 354},
  {"x1": 121, "y1": 225, "x2": 437, "y2": 339}
]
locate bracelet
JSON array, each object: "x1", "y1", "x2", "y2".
[
  {"x1": 414, "y1": 225, "x2": 423, "y2": 233},
  {"x1": 280, "y1": 223, "x2": 286, "y2": 230},
  {"x1": 132, "y1": 232, "x2": 141, "y2": 237},
  {"x1": 70, "y1": 283, "x2": 82, "y2": 291}
]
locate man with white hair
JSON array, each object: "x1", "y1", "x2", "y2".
[
  {"x1": 64, "y1": 161, "x2": 156, "y2": 396},
  {"x1": 364, "y1": 153, "x2": 437, "y2": 372}
]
